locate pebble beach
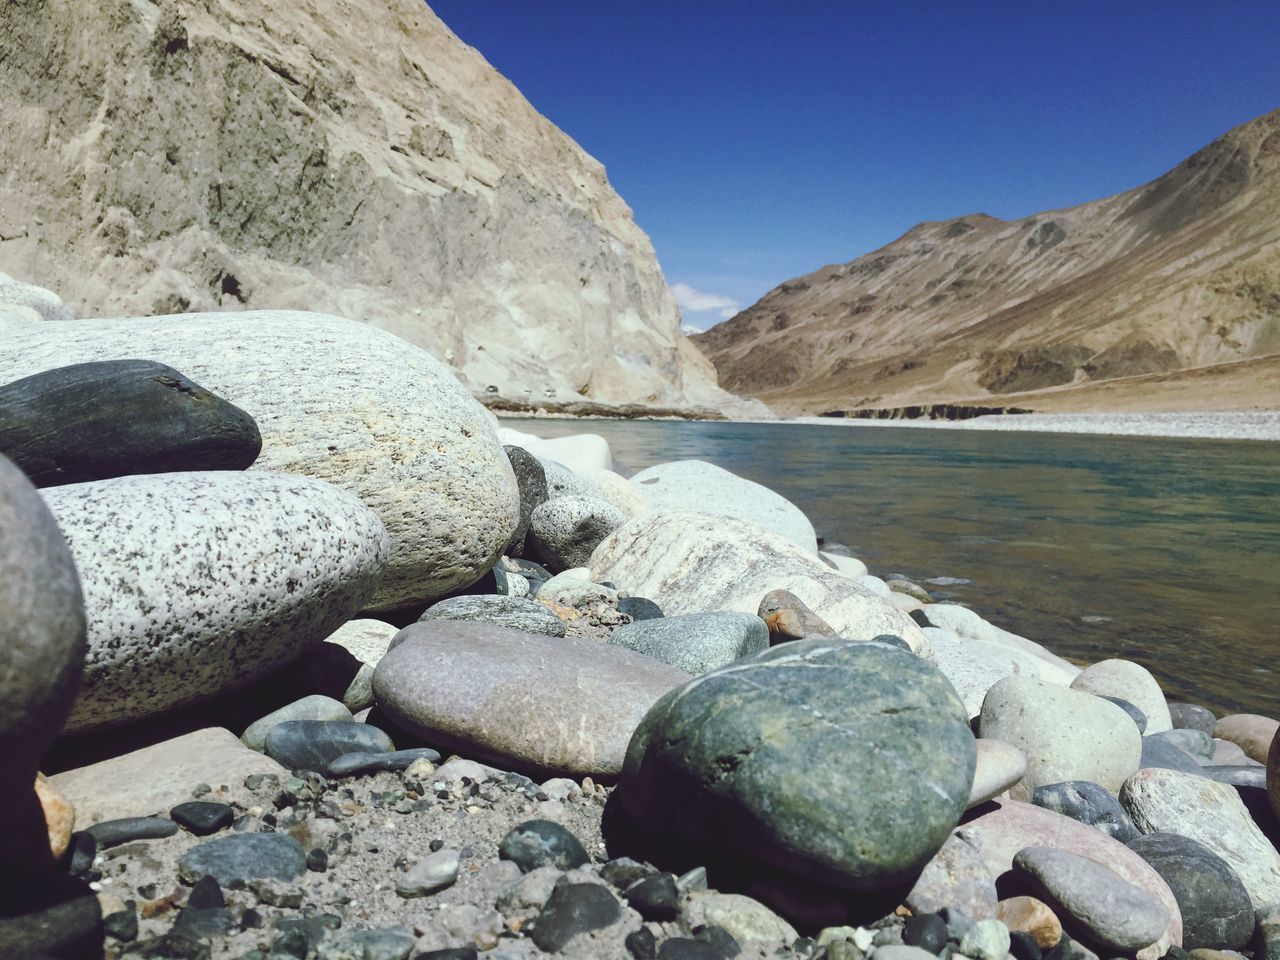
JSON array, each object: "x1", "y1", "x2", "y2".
[{"x1": 5, "y1": 279, "x2": 1280, "y2": 960}]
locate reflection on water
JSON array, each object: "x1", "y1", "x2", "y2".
[{"x1": 506, "y1": 417, "x2": 1280, "y2": 717}]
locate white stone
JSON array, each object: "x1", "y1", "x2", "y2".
[
  {"x1": 628, "y1": 460, "x2": 818, "y2": 553},
  {"x1": 979, "y1": 675, "x2": 1141, "y2": 795},
  {"x1": 496, "y1": 426, "x2": 543, "y2": 446},
  {"x1": 889, "y1": 591, "x2": 923, "y2": 613},
  {"x1": 1, "y1": 311, "x2": 519, "y2": 612},
  {"x1": 926, "y1": 626, "x2": 1070, "y2": 718},
  {"x1": 1071, "y1": 660, "x2": 1173, "y2": 733},
  {"x1": 855, "y1": 575, "x2": 893, "y2": 597},
  {"x1": 581, "y1": 468, "x2": 650, "y2": 519},
  {"x1": 821, "y1": 552, "x2": 869, "y2": 577},
  {"x1": 1121, "y1": 767, "x2": 1280, "y2": 909},
  {"x1": 519, "y1": 433, "x2": 612, "y2": 474},
  {"x1": 685, "y1": 892, "x2": 799, "y2": 947},
  {"x1": 42, "y1": 470, "x2": 389, "y2": 731},
  {"x1": 968, "y1": 739, "x2": 1028, "y2": 808},
  {"x1": 590, "y1": 511, "x2": 928, "y2": 655},
  {"x1": 924, "y1": 603, "x2": 1080, "y2": 684},
  {"x1": 0, "y1": 272, "x2": 74, "y2": 321},
  {"x1": 528, "y1": 495, "x2": 624, "y2": 572}
]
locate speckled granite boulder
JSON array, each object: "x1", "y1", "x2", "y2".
[
  {"x1": 0, "y1": 311, "x2": 519, "y2": 612},
  {"x1": 528, "y1": 495, "x2": 625, "y2": 572},
  {"x1": 0, "y1": 359, "x2": 261, "y2": 487},
  {"x1": 607, "y1": 612, "x2": 768, "y2": 675},
  {"x1": 418, "y1": 594, "x2": 566, "y2": 637},
  {"x1": 374, "y1": 620, "x2": 690, "y2": 778},
  {"x1": 620, "y1": 638, "x2": 975, "y2": 890},
  {"x1": 43, "y1": 470, "x2": 389, "y2": 731},
  {"x1": 591, "y1": 511, "x2": 928, "y2": 655},
  {"x1": 628, "y1": 460, "x2": 818, "y2": 553},
  {"x1": 1070, "y1": 660, "x2": 1172, "y2": 734},
  {"x1": 0, "y1": 454, "x2": 86, "y2": 868}
]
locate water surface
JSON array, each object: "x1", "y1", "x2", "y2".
[{"x1": 507, "y1": 417, "x2": 1280, "y2": 718}]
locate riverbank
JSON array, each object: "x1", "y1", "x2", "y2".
[{"x1": 789, "y1": 411, "x2": 1280, "y2": 442}]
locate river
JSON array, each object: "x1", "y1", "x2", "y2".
[{"x1": 504, "y1": 416, "x2": 1280, "y2": 718}]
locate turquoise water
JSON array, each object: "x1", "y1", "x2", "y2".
[{"x1": 506, "y1": 417, "x2": 1280, "y2": 718}]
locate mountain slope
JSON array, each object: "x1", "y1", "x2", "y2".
[
  {"x1": 0, "y1": 0, "x2": 731, "y2": 408},
  {"x1": 694, "y1": 108, "x2": 1280, "y2": 413}
]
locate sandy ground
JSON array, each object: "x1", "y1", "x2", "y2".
[{"x1": 785, "y1": 411, "x2": 1280, "y2": 442}]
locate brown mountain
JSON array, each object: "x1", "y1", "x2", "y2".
[
  {"x1": 0, "y1": 0, "x2": 737, "y2": 410},
  {"x1": 694, "y1": 108, "x2": 1280, "y2": 414}
]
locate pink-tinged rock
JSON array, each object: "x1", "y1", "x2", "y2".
[
  {"x1": 961, "y1": 799, "x2": 1181, "y2": 958},
  {"x1": 372, "y1": 620, "x2": 691, "y2": 780},
  {"x1": 1214, "y1": 714, "x2": 1279, "y2": 764}
]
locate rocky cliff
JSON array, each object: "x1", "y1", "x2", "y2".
[
  {"x1": 0, "y1": 0, "x2": 731, "y2": 408},
  {"x1": 695, "y1": 109, "x2": 1280, "y2": 413}
]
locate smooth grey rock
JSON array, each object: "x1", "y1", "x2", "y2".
[
  {"x1": 529, "y1": 494, "x2": 624, "y2": 572},
  {"x1": 418, "y1": 594, "x2": 565, "y2": 637},
  {"x1": 169, "y1": 801, "x2": 234, "y2": 836},
  {"x1": 1125, "y1": 832, "x2": 1253, "y2": 950},
  {"x1": 0, "y1": 359, "x2": 261, "y2": 487},
  {"x1": 1139, "y1": 736, "x2": 1205, "y2": 776},
  {"x1": 959, "y1": 918, "x2": 1011, "y2": 960},
  {"x1": 874, "y1": 947, "x2": 937, "y2": 960},
  {"x1": 1031, "y1": 781, "x2": 1139, "y2": 843},
  {"x1": 0, "y1": 453, "x2": 86, "y2": 868},
  {"x1": 1013, "y1": 845, "x2": 1170, "y2": 951},
  {"x1": 539, "y1": 457, "x2": 601, "y2": 500},
  {"x1": 2, "y1": 311, "x2": 520, "y2": 612},
  {"x1": 536, "y1": 570, "x2": 617, "y2": 608},
  {"x1": 178, "y1": 832, "x2": 306, "y2": 886},
  {"x1": 499, "y1": 820, "x2": 589, "y2": 873},
  {"x1": 591, "y1": 511, "x2": 928, "y2": 654},
  {"x1": 396, "y1": 849, "x2": 460, "y2": 897},
  {"x1": 618, "y1": 596, "x2": 663, "y2": 621},
  {"x1": 1168, "y1": 702, "x2": 1216, "y2": 736},
  {"x1": 1121, "y1": 767, "x2": 1280, "y2": 909},
  {"x1": 530, "y1": 882, "x2": 621, "y2": 952},
  {"x1": 905, "y1": 830, "x2": 999, "y2": 919},
  {"x1": 628, "y1": 460, "x2": 818, "y2": 553},
  {"x1": 1071, "y1": 660, "x2": 1171, "y2": 733},
  {"x1": 620, "y1": 637, "x2": 975, "y2": 890},
  {"x1": 49, "y1": 728, "x2": 286, "y2": 826},
  {"x1": 1214, "y1": 714, "x2": 1279, "y2": 764},
  {"x1": 86, "y1": 816, "x2": 178, "y2": 849},
  {"x1": 264, "y1": 721, "x2": 394, "y2": 773},
  {"x1": 317, "y1": 929, "x2": 415, "y2": 960},
  {"x1": 242, "y1": 695, "x2": 353, "y2": 752},
  {"x1": 373, "y1": 620, "x2": 690, "y2": 778},
  {"x1": 504, "y1": 444, "x2": 548, "y2": 558},
  {"x1": 607, "y1": 612, "x2": 768, "y2": 675},
  {"x1": 1202, "y1": 764, "x2": 1268, "y2": 787},
  {"x1": 43, "y1": 470, "x2": 388, "y2": 731},
  {"x1": 979, "y1": 676, "x2": 1141, "y2": 794},
  {"x1": 1149, "y1": 728, "x2": 1213, "y2": 759},
  {"x1": 325, "y1": 748, "x2": 441, "y2": 778}
]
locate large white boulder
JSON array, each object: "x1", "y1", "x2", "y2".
[
  {"x1": 1071, "y1": 660, "x2": 1173, "y2": 733},
  {"x1": 924, "y1": 626, "x2": 1068, "y2": 719},
  {"x1": 1, "y1": 311, "x2": 519, "y2": 612},
  {"x1": 628, "y1": 460, "x2": 819, "y2": 553},
  {"x1": 924, "y1": 603, "x2": 1080, "y2": 684},
  {"x1": 590, "y1": 511, "x2": 928, "y2": 654},
  {"x1": 43, "y1": 470, "x2": 390, "y2": 731},
  {"x1": 518, "y1": 433, "x2": 613, "y2": 474}
]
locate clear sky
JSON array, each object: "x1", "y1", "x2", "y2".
[{"x1": 431, "y1": 2, "x2": 1280, "y2": 330}]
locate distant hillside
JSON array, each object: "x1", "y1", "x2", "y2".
[
  {"x1": 0, "y1": 0, "x2": 734, "y2": 410},
  {"x1": 694, "y1": 108, "x2": 1280, "y2": 414}
]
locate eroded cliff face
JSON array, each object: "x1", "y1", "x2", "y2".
[
  {"x1": 0, "y1": 0, "x2": 730, "y2": 407},
  {"x1": 695, "y1": 109, "x2": 1280, "y2": 413}
]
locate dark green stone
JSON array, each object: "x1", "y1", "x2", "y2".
[{"x1": 620, "y1": 637, "x2": 975, "y2": 890}]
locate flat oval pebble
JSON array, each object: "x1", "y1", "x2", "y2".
[
  {"x1": 1149, "y1": 728, "x2": 1213, "y2": 759},
  {"x1": 373, "y1": 620, "x2": 690, "y2": 778},
  {"x1": 1125, "y1": 832, "x2": 1254, "y2": 950},
  {"x1": 618, "y1": 596, "x2": 664, "y2": 621},
  {"x1": 86, "y1": 816, "x2": 178, "y2": 849},
  {"x1": 960, "y1": 799, "x2": 1181, "y2": 956},
  {"x1": 607, "y1": 611, "x2": 768, "y2": 675},
  {"x1": 325, "y1": 748, "x2": 442, "y2": 778},
  {"x1": 43, "y1": 471, "x2": 389, "y2": 731},
  {"x1": 499, "y1": 820, "x2": 590, "y2": 873},
  {"x1": 0, "y1": 359, "x2": 261, "y2": 486},
  {"x1": 241, "y1": 695, "x2": 353, "y2": 752},
  {"x1": 263, "y1": 720, "x2": 394, "y2": 773},
  {"x1": 1030, "y1": 781, "x2": 1139, "y2": 842},
  {"x1": 169, "y1": 801, "x2": 235, "y2": 836},
  {"x1": 1139, "y1": 736, "x2": 1205, "y2": 775},
  {"x1": 178, "y1": 832, "x2": 306, "y2": 886},
  {"x1": 417, "y1": 594, "x2": 566, "y2": 637},
  {"x1": 530, "y1": 882, "x2": 622, "y2": 953},
  {"x1": 1014, "y1": 845, "x2": 1170, "y2": 951},
  {"x1": 969, "y1": 739, "x2": 1028, "y2": 808},
  {"x1": 621, "y1": 637, "x2": 975, "y2": 890},
  {"x1": 396, "y1": 849, "x2": 460, "y2": 898}
]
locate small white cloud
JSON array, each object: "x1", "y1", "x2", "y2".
[
  {"x1": 681, "y1": 323, "x2": 701, "y2": 336},
  {"x1": 671, "y1": 282, "x2": 740, "y2": 320}
]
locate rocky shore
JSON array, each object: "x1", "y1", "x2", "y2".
[{"x1": 5, "y1": 283, "x2": 1280, "y2": 960}]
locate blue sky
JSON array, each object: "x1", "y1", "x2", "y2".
[{"x1": 431, "y1": 2, "x2": 1280, "y2": 330}]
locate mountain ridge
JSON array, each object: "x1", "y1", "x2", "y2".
[{"x1": 694, "y1": 108, "x2": 1280, "y2": 413}]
